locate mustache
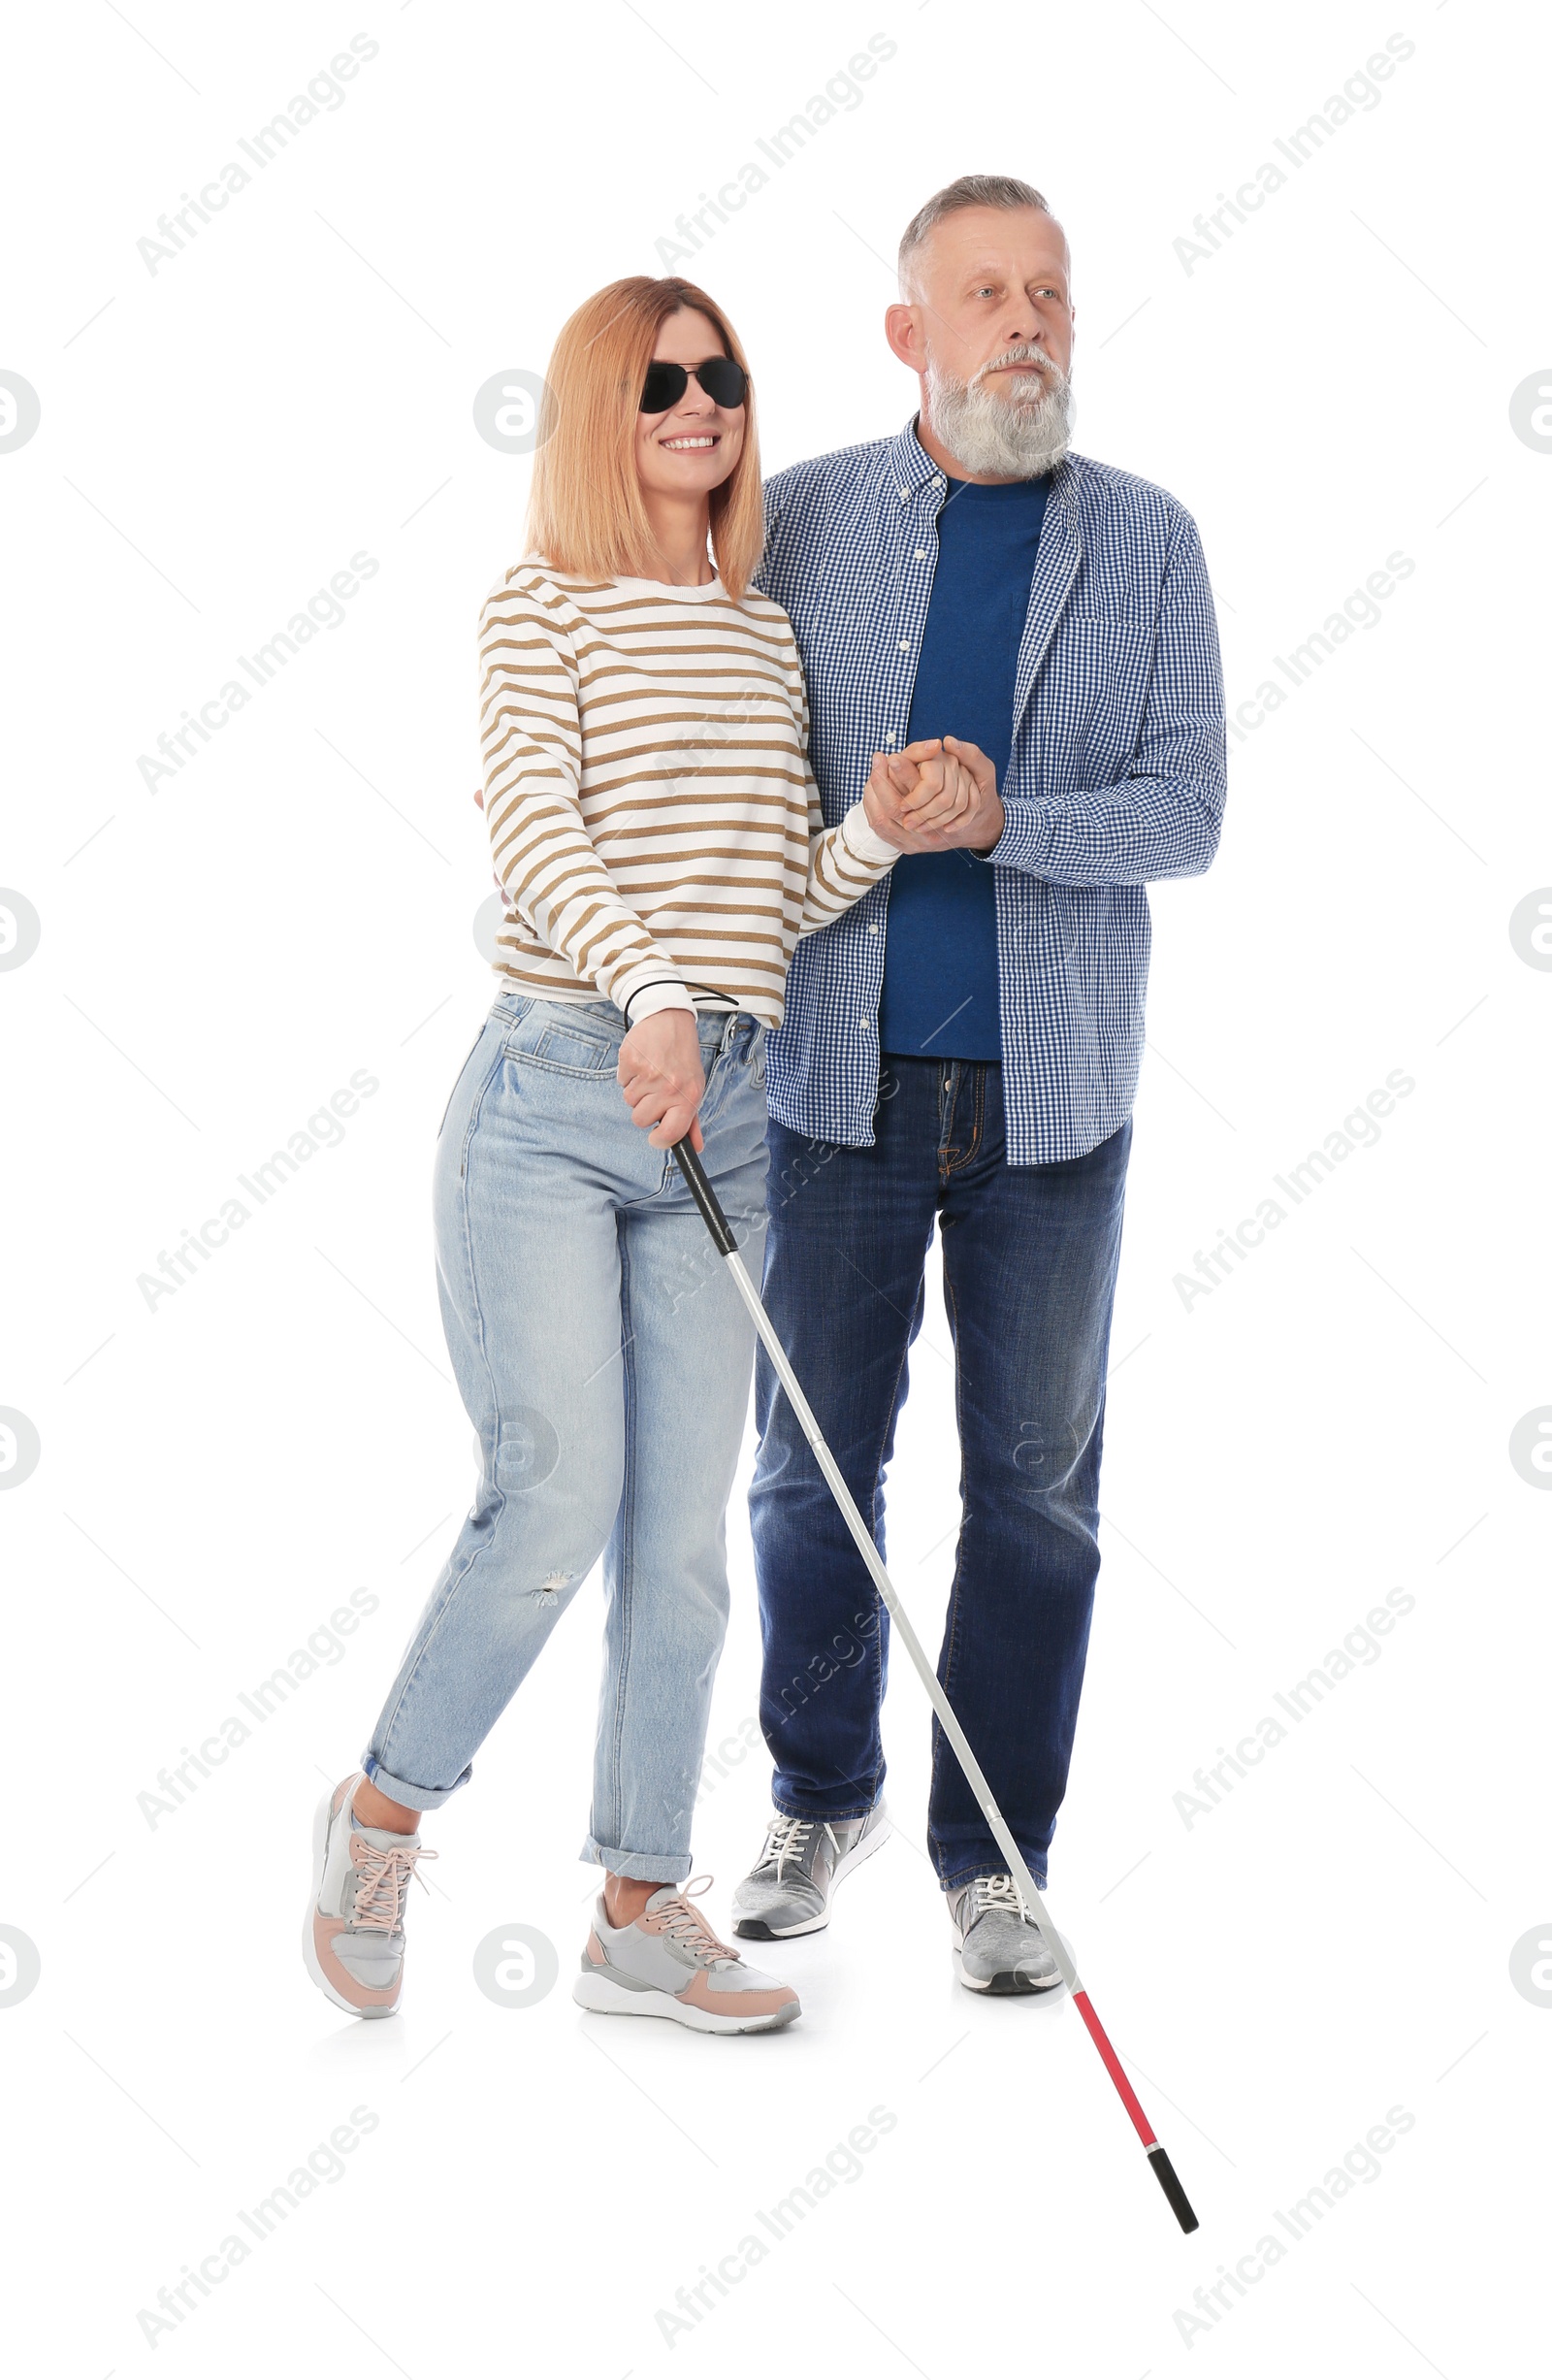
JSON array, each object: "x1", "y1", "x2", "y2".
[
  {"x1": 971, "y1": 344, "x2": 1067, "y2": 393},
  {"x1": 923, "y1": 337, "x2": 1074, "y2": 479}
]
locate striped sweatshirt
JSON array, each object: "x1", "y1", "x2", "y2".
[{"x1": 476, "y1": 561, "x2": 899, "y2": 1026}]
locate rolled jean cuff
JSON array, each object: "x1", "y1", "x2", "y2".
[
  {"x1": 360, "y1": 1750, "x2": 472, "y2": 1812},
  {"x1": 580, "y1": 1834, "x2": 689, "y2": 1884}
]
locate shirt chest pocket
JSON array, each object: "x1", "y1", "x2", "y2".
[{"x1": 1041, "y1": 612, "x2": 1158, "y2": 782}]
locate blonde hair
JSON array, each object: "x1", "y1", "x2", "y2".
[{"x1": 525, "y1": 277, "x2": 763, "y2": 599}]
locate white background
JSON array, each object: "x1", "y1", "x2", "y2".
[{"x1": 2, "y1": 2, "x2": 1547, "y2": 2372}]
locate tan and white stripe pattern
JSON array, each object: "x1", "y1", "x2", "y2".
[{"x1": 477, "y1": 561, "x2": 898, "y2": 1026}]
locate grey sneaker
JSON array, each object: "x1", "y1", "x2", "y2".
[
  {"x1": 304, "y1": 1771, "x2": 438, "y2": 2018},
  {"x1": 949, "y1": 1873, "x2": 1062, "y2": 1995},
  {"x1": 731, "y1": 1804, "x2": 890, "y2": 1940},
  {"x1": 573, "y1": 1877, "x2": 800, "y2": 2034}
]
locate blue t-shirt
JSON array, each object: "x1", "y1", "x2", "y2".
[{"x1": 877, "y1": 471, "x2": 1049, "y2": 1062}]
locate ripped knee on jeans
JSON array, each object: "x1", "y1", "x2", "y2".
[{"x1": 535, "y1": 1569, "x2": 571, "y2": 1607}]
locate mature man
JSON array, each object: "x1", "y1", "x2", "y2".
[{"x1": 731, "y1": 175, "x2": 1227, "y2": 1991}]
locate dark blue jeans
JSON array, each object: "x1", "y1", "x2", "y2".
[{"x1": 749, "y1": 1058, "x2": 1131, "y2": 1893}]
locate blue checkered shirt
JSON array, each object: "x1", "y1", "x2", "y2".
[{"x1": 754, "y1": 419, "x2": 1227, "y2": 1164}]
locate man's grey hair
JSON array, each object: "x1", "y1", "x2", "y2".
[{"x1": 897, "y1": 175, "x2": 1054, "y2": 298}]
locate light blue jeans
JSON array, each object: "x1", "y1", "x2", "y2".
[{"x1": 361, "y1": 989, "x2": 769, "y2": 1881}]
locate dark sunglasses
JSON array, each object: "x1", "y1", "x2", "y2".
[{"x1": 639, "y1": 355, "x2": 748, "y2": 413}]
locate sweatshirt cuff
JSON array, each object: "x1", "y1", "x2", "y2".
[
  {"x1": 618, "y1": 976, "x2": 697, "y2": 1025},
  {"x1": 839, "y1": 799, "x2": 901, "y2": 869}
]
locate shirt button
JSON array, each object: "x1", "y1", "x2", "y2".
[
  {"x1": 897, "y1": 638, "x2": 909, "y2": 651},
  {"x1": 867, "y1": 923, "x2": 879, "y2": 934},
  {"x1": 914, "y1": 547, "x2": 926, "y2": 560},
  {"x1": 857, "y1": 1017, "x2": 871, "y2": 1031}
]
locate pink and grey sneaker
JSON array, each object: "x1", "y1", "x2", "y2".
[
  {"x1": 304, "y1": 1772, "x2": 438, "y2": 2018},
  {"x1": 574, "y1": 1875, "x2": 800, "y2": 2034}
]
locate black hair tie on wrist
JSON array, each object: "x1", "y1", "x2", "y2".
[
  {"x1": 623, "y1": 979, "x2": 741, "y2": 1025},
  {"x1": 621, "y1": 977, "x2": 684, "y2": 1026}
]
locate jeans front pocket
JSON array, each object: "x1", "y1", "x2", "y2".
[{"x1": 502, "y1": 999, "x2": 623, "y2": 1077}]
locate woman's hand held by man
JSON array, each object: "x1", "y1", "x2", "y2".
[
  {"x1": 618, "y1": 1007, "x2": 706, "y2": 1151},
  {"x1": 861, "y1": 736, "x2": 1003, "y2": 855}
]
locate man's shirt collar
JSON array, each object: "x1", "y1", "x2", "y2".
[
  {"x1": 884, "y1": 414, "x2": 945, "y2": 505},
  {"x1": 883, "y1": 412, "x2": 1077, "y2": 511}
]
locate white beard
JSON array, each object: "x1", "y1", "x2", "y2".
[{"x1": 923, "y1": 344, "x2": 1073, "y2": 477}]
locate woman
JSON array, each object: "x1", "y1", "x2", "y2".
[{"x1": 302, "y1": 276, "x2": 972, "y2": 2035}]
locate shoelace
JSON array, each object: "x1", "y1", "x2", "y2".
[
  {"x1": 649, "y1": 1875, "x2": 740, "y2": 1966},
  {"x1": 351, "y1": 1838, "x2": 439, "y2": 1933},
  {"x1": 758, "y1": 1814, "x2": 837, "y2": 1879},
  {"x1": 970, "y1": 1873, "x2": 1027, "y2": 1921}
]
